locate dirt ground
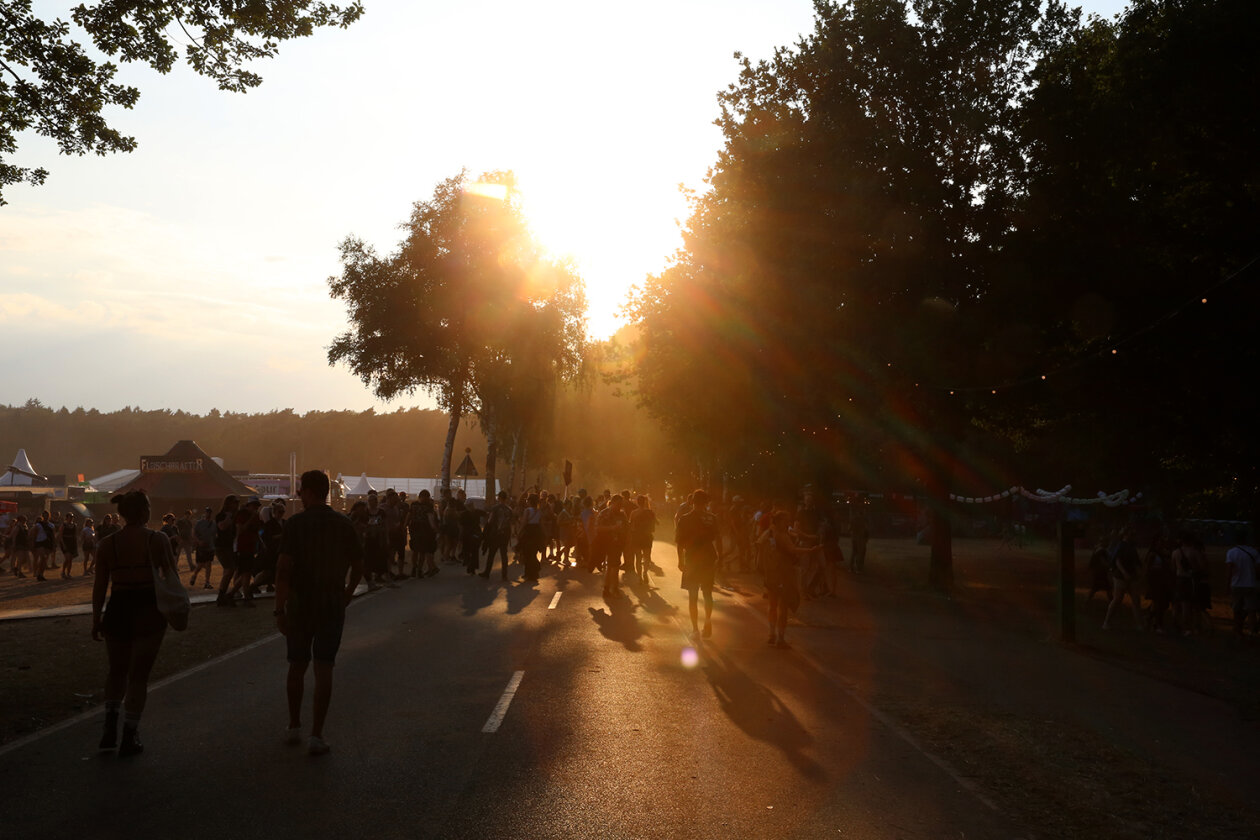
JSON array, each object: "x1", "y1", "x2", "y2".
[{"x1": 0, "y1": 558, "x2": 276, "y2": 745}]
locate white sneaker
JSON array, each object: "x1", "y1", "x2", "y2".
[
  {"x1": 307, "y1": 735, "x2": 330, "y2": 756},
  {"x1": 284, "y1": 727, "x2": 301, "y2": 746}
]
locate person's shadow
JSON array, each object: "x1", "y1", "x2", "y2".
[
  {"x1": 625, "y1": 574, "x2": 678, "y2": 621},
  {"x1": 702, "y1": 648, "x2": 826, "y2": 781},
  {"x1": 460, "y1": 580, "x2": 498, "y2": 616},
  {"x1": 505, "y1": 581, "x2": 539, "y2": 615},
  {"x1": 589, "y1": 597, "x2": 648, "y2": 651}
]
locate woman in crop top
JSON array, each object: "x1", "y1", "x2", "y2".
[{"x1": 91, "y1": 490, "x2": 176, "y2": 757}]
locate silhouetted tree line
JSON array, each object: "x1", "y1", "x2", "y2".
[
  {"x1": 0, "y1": 353, "x2": 676, "y2": 497},
  {"x1": 0, "y1": 400, "x2": 488, "y2": 482}
]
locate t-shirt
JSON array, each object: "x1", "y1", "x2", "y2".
[
  {"x1": 280, "y1": 504, "x2": 362, "y2": 627},
  {"x1": 486, "y1": 502, "x2": 513, "y2": 536},
  {"x1": 629, "y1": 507, "x2": 656, "y2": 537},
  {"x1": 677, "y1": 508, "x2": 719, "y2": 560},
  {"x1": 1225, "y1": 545, "x2": 1258, "y2": 589}
]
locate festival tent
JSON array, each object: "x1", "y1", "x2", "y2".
[
  {"x1": 115, "y1": 440, "x2": 257, "y2": 504},
  {"x1": 86, "y1": 469, "x2": 142, "y2": 494},
  {"x1": 346, "y1": 472, "x2": 377, "y2": 496},
  {"x1": 0, "y1": 449, "x2": 46, "y2": 486}
]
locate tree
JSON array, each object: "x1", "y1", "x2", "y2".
[
  {"x1": 327, "y1": 171, "x2": 586, "y2": 495},
  {"x1": 0, "y1": 0, "x2": 363, "y2": 203},
  {"x1": 631, "y1": 0, "x2": 1073, "y2": 586},
  {"x1": 1001, "y1": 0, "x2": 1260, "y2": 517}
]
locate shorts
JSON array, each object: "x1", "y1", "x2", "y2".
[
  {"x1": 217, "y1": 547, "x2": 237, "y2": 570},
  {"x1": 1232, "y1": 587, "x2": 1258, "y2": 613},
  {"x1": 683, "y1": 554, "x2": 716, "y2": 593},
  {"x1": 285, "y1": 615, "x2": 346, "y2": 665},
  {"x1": 103, "y1": 588, "x2": 168, "y2": 640}
]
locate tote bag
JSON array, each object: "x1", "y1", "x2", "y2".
[{"x1": 150, "y1": 532, "x2": 191, "y2": 631}]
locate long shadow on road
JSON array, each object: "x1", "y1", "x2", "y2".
[
  {"x1": 588, "y1": 596, "x2": 650, "y2": 651},
  {"x1": 701, "y1": 646, "x2": 827, "y2": 782}
]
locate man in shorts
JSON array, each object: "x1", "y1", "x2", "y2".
[
  {"x1": 676, "y1": 489, "x2": 721, "y2": 638},
  {"x1": 275, "y1": 470, "x2": 363, "y2": 756}
]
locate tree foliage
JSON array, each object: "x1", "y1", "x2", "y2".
[
  {"x1": 631, "y1": 0, "x2": 1260, "y2": 523},
  {"x1": 631, "y1": 0, "x2": 1070, "y2": 493},
  {"x1": 327, "y1": 170, "x2": 587, "y2": 491},
  {"x1": 0, "y1": 0, "x2": 362, "y2": 203}
]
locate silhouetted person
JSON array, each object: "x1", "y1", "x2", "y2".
[{"x1": 275, "y1": 470, "x2": 364, "y2": 756}]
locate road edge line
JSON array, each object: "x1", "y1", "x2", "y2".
[{"x1": 726, "y1": 588, "x2": 1003, "y2": 814}]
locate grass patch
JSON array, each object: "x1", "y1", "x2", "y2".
[
  {"x1": 0, "y1": 603, "x2": 277, "y2": 745},
  {"x1": 877, "y1": 696, "x2": 1255, "y2": 840}
]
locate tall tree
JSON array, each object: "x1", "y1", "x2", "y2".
[
  {"x1": 1002, "y1": 0, "x2": 1260, "y2": 516},
  {"x1": 0, "y1": 0, "x2": 363, "y2": 203},
  {"x1": 630, "y1": 0, "x2": 1074, "y2": 586},
  {"x1": 327, "y1": 171, "x2": 585, "y2": 494}
]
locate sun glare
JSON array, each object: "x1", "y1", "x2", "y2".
[{"x1": 519, "y1": 172, "x2": 688, "y2": 341}]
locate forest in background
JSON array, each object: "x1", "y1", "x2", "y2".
[{"x1": 0, "y1": 343, "x2": 676, "y2": 498}]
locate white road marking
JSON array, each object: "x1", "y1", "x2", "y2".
[
  {"x1": 548, "y1": 592, "x2": 562, "y2": 610},
  {"x1": 482, "y1": 670, "x2": 525, "y2": 733},
  {"x1": 0, "y1": 587, "x2": 384, "y2": 758}
]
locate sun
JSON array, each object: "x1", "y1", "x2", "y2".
[{"x1": 517, "y1": 171, "x2": 688, "y2": 341}]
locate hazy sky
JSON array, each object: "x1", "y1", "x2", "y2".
[{"x1": 3, "y1": 1, "x2": 1129, "y2": 415}]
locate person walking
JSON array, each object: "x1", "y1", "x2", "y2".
[
  {"x1": 1225, "y1": 536, "x2": 1259, "y2": 639},
  {"x1": 1102, "y1": 528, "x2": 1144, "y2": 631},
  {"x1": 80, "y1": 517, "x2": 97, "y2": 576},
  {"x1": 91, "y1": 490, "x2": 176, "y2": 756},
  {"x1": 849, "y1": 494, "x2": 869, "y2": 574},
  {"x1": 481, "y1": 491, "x2": 514, "y2": 580},
  {"x1": 408, "y1": 492, "x2": 439, "y2": 578},
  {"x1": 31, "y1": 510, "x2": 56, "y2": 581},
  {"x1": 214, "y1": 495, "x2": 240, "y2": 607},
  {"x1": 760, "y1": 510, "x2": 808, "y2": 647},
  {"x1": 175, "y1": 510, "x2": 196, "y2": 573},
  {"x1": 274, "y1": 470, "x2": 364, "y2": 756},
  {"x1": 57, "y1": 512, "x2": 79, "y2": 580},
  {"x1": 190, "y1": 507, "x2": 216, "y2": 589},
  {"x1": 676, "y1": 489, "x2": 721, "y2": 638}
]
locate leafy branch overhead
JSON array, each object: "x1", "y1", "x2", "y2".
[{"x1": 0, "y1": 0, "x2": 363, "y2": 203}]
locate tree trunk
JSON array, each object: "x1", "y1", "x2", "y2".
[
  {"x1": 439, "y1": 404, "x2": 461, "y2": 493},
  {"x1": 520, "y1": 439, "x2": 529, "y2": 493},
  {"x1": 505, "y1": 429, "x2": 520, "y2": 499},
  {"x1": 926, "y1": 468, "x2": 954, "y2": 591},
  {"x1": 484, "y1": 411, "x2": 497, "y2": 502}
]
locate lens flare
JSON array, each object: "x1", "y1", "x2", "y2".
[{"x1": 680, "y1": 647, "x2": 699, "y2": 668}]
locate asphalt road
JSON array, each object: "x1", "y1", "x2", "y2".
[{"x1": 0, "y1": 542, "x2": 1026, "y2": 840}]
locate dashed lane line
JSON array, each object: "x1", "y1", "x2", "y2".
[
  {"x1": 481, "y1": 671, "x2": 525, "y2": 733},
  {"x1": 548, "y1": 592, "x2": 562, "y2": 610}
]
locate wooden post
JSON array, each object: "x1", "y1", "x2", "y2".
[{"x1": 1058, "y1": 521, "x2": 1082, "y2": 643}]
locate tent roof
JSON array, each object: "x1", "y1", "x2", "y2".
[
  {"x1": 347, "y1": 473, "x2": 377, "y2": 495},
  {"x1": 0, "y1": 448, "x2": 42, "y2": 486},
  {"x1": 116, "y1": 440, "x2": 257, "y2": 499}
]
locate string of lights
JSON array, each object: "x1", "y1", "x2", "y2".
[
  {"x1": 948, "y1": 484, "x2": 1141, "y2": 507},
  {"x1": 933, "y1": 253, "x2": 1260, "y2": 395}
]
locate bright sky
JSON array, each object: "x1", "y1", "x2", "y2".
[{"x1": 2, "y1": 1, "x2": 1128, "y2": 415}]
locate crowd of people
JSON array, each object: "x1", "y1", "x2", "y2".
[
  {"x1": 0, "y1": 509, "x2": 110, "y2": 581},
  {"x1": 14, "y1": 476, "x2": 1256, "y2": 761},
  {"x1": 68, "y1": 477, "x2": 868, "y2": 758},
  {"x1": 1089, "y1": 527, "x2": 1259, "y2": 639}
]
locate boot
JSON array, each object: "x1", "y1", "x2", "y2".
[
  {"x1": 119, "y1": 726, "x2": 144, "y2": 757},
  {"x1": 99, "y1": 710, "x2": 119, "y2": 751}
]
